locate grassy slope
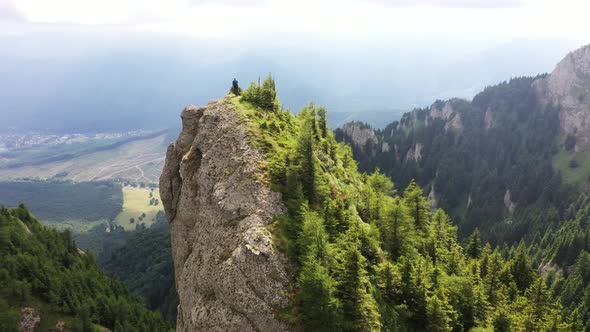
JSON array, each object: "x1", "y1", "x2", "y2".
[
  {"x1": 0, "y1": 180, "x2": 164, "y2": 232},
  {"x1": 114, "y1": 186, "x2": 163, "y2": 230},
  {"x1": 229, "y1": 96, "x2": 299, "y2": 180},
  {"x1": 552, "y1": 146, "x2": 590, "y2": 186},
  {"x1": 228, "y1": 91, "x2": 363, "y2": 272}
]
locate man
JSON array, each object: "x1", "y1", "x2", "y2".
[{"x1": 231, "y1": 78, "x2": 240, "y2": 95}]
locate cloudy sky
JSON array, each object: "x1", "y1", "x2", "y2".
[
  {"x1": 2, "y1": 0, "x2": 589, "y2": 43},
  {"x1": 1, "y1": 0, "x2": 589, "y2": 132}
]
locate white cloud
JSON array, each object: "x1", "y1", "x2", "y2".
[
  {"x1": 363, "y1": 0, "x2": 526, "y2": 8},
  {"x1": 4, "y1": 0, "x2": 590, "y2": 44},
  {"x1": 0, "y1": 1, "x2": 23, "y2": 21}
]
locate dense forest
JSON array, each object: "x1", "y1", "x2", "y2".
[
  {"x1": 0, "y1": 205, "x2": 172, "y2": 331},
  {"x1": 99, "y1": 212, "x2": 178, "y2": 322},
  {"x1": 71, "y1": 211, "x2": 178, "y2": 322},
  {"x1": 0, "y1": 180, "x2": 123, "y2": 221},
  {"x1": 335, "y1": 77, "x2": 582, "y2": 245},
  {"x1": 73, "y1": 222, "x2": 130, "y2": 258},
  {"x1": 232, "y1": 76, "x2": 590, "y2": 331}
]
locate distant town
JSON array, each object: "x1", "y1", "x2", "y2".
[{"x1": 0, "y1": 131, "x2": 151, "y2": 152}]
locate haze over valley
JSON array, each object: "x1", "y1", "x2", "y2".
[{"x1": 3, "y1": 0, "x2": 590, "y2": 331}]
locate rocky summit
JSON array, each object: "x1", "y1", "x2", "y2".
[{"x1": 159, "y1": 99, "x2": 291, "y2": 331}]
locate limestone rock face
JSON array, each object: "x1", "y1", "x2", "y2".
[
  {"x1": 535, "y1": 44, "x2": 590, "y2": 147},
  {"x1": 444, "y1": 113, "x2": 463, "y2": 134},
  {"x1": 160, "y1": 99, "x2": 292, "y2": 332},
  {"x1": 427, "y1": 101, "x2": 463, "y2": 134},
  {"x1": 430, "y1": 101, "x2": 455, "y2": 121},
  {"x1": 503, "y1": 189, "x2": 517, "y2": 213},
  {"x1": 339, "y1": 122, "x2": 378, "y2": 151},
  {"x1": 406, "y1": 143, "x2": 423, "y2": 162}
]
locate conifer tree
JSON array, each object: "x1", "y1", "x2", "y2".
[
  {"x1": 403, "y1": 180, "x2": 430, "y2": 233},
  {"x1": 296, "y1": 110, "x2": 318, "y2": 205},
  {"x1": 317, "y1": 106, "x2": 328, "y2": 138},
  {"x1": 426, "y1": 289, "x2": 455, "y2": 332},
  {"x1": 484, "y1": 250, "x2": 505, "y2": 307},
  {"x1": 384, "y1": 198, "x2": 411, "y2": 260},
  {"x1": 335, "y1": 222, "x2": 382, "y2": 331},
  {"x1": 510, "y1": 242, "x2": 535, "y2": 292},
  {"x1": 466, "y1": 228, "x2": 482, "y2": 259},
  {"x1": 298, "y1": 258, "x2": 339, "y2": 330}
]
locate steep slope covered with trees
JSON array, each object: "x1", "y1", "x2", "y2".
[
  {"x1": 0, "y1": 205, "x2": 172, "y2": 331},
  {"x1": 99, "y1": 212, "x2": 178, "y2": 322},
  {"x1": 336, "y1": 45, "x2": 590, "y2": 248},
  {"x1": 161, "y1": 75, "x2": 590, "y2": 330},
  {"x1": 335, "y1": 46, "x2": 590, "y2": 250},
  {"x1": 335, "y1": 76, "x2": 574, "y2": 245}
]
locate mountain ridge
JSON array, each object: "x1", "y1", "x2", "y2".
[{"x1": 335, "y1": 44, "x2": 590, "y2": 244}]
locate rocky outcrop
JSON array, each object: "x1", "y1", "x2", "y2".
[
  {"x1": 339, "y1": 122, "x2": 378, "y2": 152},
  {"x1": 535, "y1": 44, "x2": 590, "y2": 147},
  {"x1": 444, "y1": 113, "x2": 463, "y2": 134},
  {"x1": 427, "y1": 183, "x2": 439, "y2": 209},
  {"x1": 406, "y1": 143, "x2": 423, "y2": 162},
  {"x1": 430, "y1": 101, "x2": 455, "y2": 121},
  {"x1": 54, "y1": 320, "x2": 65, "y2": 332},
  {"x1": 484, "y1": 109, "x2": 494, "y2": 130},
  {"x1": 427, "y1": 101, "x2": 463, "y2": 134},
  {"x1": 503, "y1": 189, "x2": 517, "y2": 213},
  {"x1": 160, "y1": 99, "x2": 292, "y2": 332},
  {"x1": 20, "y1": 307, "x2": 40, "y2": 332}
]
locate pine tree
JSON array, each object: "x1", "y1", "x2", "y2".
[
  {"x1": 385, "y1": 198, "x2": 411, "y2": 260},
  {"x1": 240, "y1": 73, "x2": 278, "y2": 111},
  {"x1": 378, "y1": 262, "x2": 402, "y2": 306},
  {"x1": 335, "y1": 223, "x2": 382, "y2": 331},
  {"x1": 524, "y1": 277, "x2": 550, "y2": 329},
  {"x1": 310, "y1": 106, "x2": 319, "y2": 141},
  {"x1": 426, "y1": 289, "x2": 455, "y2": 332},
  {"x1": 510, "y1": 242, "x2": 535, "y2": 292},
  {"x1": 317, "y1": 106, "x2": 328, "y2": 138},
  {"x1": 298, "y1": 209, "x2": 330, "y2": 263},
  {"x1": 466, "y1": 228, "x2": 482, "y2": 259},
  {"x1": 403, "y1": 180, "x2": 430, "y2": 233},
  {"x1": 565, "y1": 308, "x2": 584, "y2": 332},
  {"x1": 260, "y1": 73, "x2": 278, "y2": 111},
  {"x1": 298, "y1": 258, "x2": 339, "y2": 330},
  {"x1": 296, "y1": 110, "x2": 317, "y2": 205},
  {"x1": 493, "y1": 309, "x2": 512, "y2": 332},
  {"x1": 484, "y1": 250, "x2": 505, "y2": 307},
  {"x1": 428, "y1": 209, "x2": 459, "y2": 270}
]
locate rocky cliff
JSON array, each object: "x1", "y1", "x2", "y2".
[
  {"x1": 160, "y1": 98, "x2": 292, "y2": 331},
  {"x1": 337, "y1": 121, "x2": 378, "y2": 152},
  {"x1": 535, "y1": 44, "x2": 590, "y2": 148}
]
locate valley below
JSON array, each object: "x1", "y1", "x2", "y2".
[
  {"x1": 0, "y1": 129, "x2": 171, "y2": 184},
  {"x1": 3, "y1": 44, "x2": 590, "y2": 331}
]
